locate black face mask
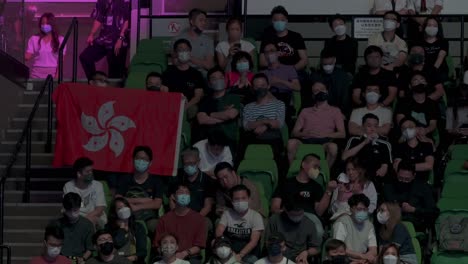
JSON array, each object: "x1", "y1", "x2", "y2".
[
  {"x1": 255, "y1": 88, "x2": 269, "y2": 99},
  {"x1": 147, "y1": 85, "x2": 160, "y2": 91},
  {"x1": 193, "y1": 26, "x2": 203, "y2": 35},
  {"x1": 412, "y1": 84, "x2": 426, "y2": 94},
  {"x1": 408, "y1": 53, "x2": 425, "y2": 66},
  {"x1": 330, "y1": 255, "x2": 351, "y2": 264},
  {"x1": 396, "y1": 180, "x2": 412, "y2": 193},
  {"x1": 315, "y1": 91, "x2": 329, "y2": 102},
  {"x1": 99, "y1": 242, "x2": 114, "y2": 256}
]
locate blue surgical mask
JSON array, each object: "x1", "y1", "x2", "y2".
[
  {"x1": 134, "y1": 159, "x2": 150, "y2": 173},
  {"x1": 236, "y1": 61, "x2": 249, "y2": 73},
  {"x1": 176, "y1": 194, "x2": 191, "y2": 206},
  {"x1": 41, "y1": 24, "x2": 52, "y2": 34},
  {"x1": 267, "y1": 243, "x2": 282, "y2": 257},
  {"x1": 273, "y1": 21, "x2": 287, "y2": 32},
  {"x1": 354, "y1": 211, "x2": 369, "y2": 223},
  {"x1": 184, "y1": 165, "x2": 198, "y2": 176}
]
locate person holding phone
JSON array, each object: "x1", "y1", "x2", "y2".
[{"x1": 216, "y1": 17, "x2": 255, "y2": 71}]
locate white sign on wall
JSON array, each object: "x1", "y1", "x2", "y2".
[{"x1": 353, "y1": 17, "x2": 383, "y2": 39}]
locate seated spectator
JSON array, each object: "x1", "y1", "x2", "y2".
[
  {"x1": 349, "y1": 84, "x2": 393, "y2": 137},
  {"x1": 116, "y1": 146, "x2": 163, "y2": 234},
  {"x1": 420, "y1": 16, "x2": 449, "y2": 81},
  {"x1": 393, "y1": 118, "x2": 434, "y2": 181},
  {"x1": 330, "y1": 157, "x2": 377, "y2": 214},
  {"x1": 53, "y1": 193, "x2": 93, "y2": 261},
  {"x1": 255, "y1": 233, "x2": 296, "y2": 264},
  {"x1": 106, "y1": 197, "x2": 147, "y2": 263},
  {"x1": 197, "y1": 67, "x2": 241, "y2": 148},
  {"x1": 368, "y1": 11, "x2": 408, "y2": 72},
  {"x1": 30, "y1": 225, "x2": 71, "y2": 264},
  {"x1": 343, "y1": 114, "x2": 392, "y2": 184},
  {"x1": 307, "y1": 48, "x2": 353, "y2": 113},
  {"x1": 408, "y1": 0, "x2": 444, "y2": 40},
  {"x1": 214, "y1": 162, "x2": 264, "y2": 217},
  {"x1": 193, "y1": 132, "x2": 233, "y2": 179},
  {"x1": 174, "y1": 8, "x2": 214, "y2": 75},
  {"x1": 352, "y1": 46, "x2": 398, "y2": 107},
  {"x1": 372, "y1": 0, "x2": 414, "y2": 14},
  {"x1": 146, "y1": 72, "x2": 169, "y2": 92},
  {"x1": 395, "y1": 71, "x2": 439, "y2": 139},
  {"x1": 263, "y1": 42, "x2": 300, "y2": 127},
  {"x1": 86, "y1": 229, "x2": 132, "y2": 264},
  {"x1": 154, "y1": 183, "x2": 207, "y2": 263},
  {"x1": 288, "y1": 81, "x2": 345, "y2": 167},
  {"x1": 398, "y1": 45, "x2": 445, "y2": 101},
  {"x1": 332, "y1": 194, "x2": 378, "y2": 263},
  {"x1": 324, "y1": 15, "x2": 358, "y2": 75},
  {"x1": 162, "y1": 38, "x2": 205, "y2": 120},
  {"x1": 259, "y1": 6, "x2": 308, "y2": 73},
  {"x1": 377, "y1": 243, "x2": 407, "y2": 264},
  {"x1": 376, "y1": 202, "x2": 417, "y2": 264},
  {"x1": 383, "y1": 161, "x2": 438, "y2": 232},
  {"x1": 88, "y1": 71, "x2": 109, "y2": 87},
  {"x1": 446, "y1": 72, "x2": 468, "y2": 135},
  {"x1": 63, "y1": 157, "x2": 107, "y2": 228},
  {"x1": 209, "y1": 236, "x2": 237, "y2": 264},
  {"x1": 271, "y1": 154, "x2": 338, "y2": 238},
  {"x1": 241, "y1": 73, "x2": 285, "y2": 163},
  {"x1": 225, "y1": 51, "x2": 254, "y2": 93},
  {"x1": 322, "y1": 239, "x2": 351, "y2": 264},
  {"x1": 169, "y1": 147, "x2": 215, "y2": 217},
  {"x1": 216, "y1": 17, "x2": 255, "y2": 71},
  {"x1": 216, "y1": 185, "x2": 264, "y2": 264},
  {"x1": 265, "y1": 200, "x2": 321, "y2": 262},
  {"x1": 154, "y1": 233, "x2": 190, "y2": 264}
]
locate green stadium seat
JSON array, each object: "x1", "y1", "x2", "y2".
[
  {"x1": 450, "y1": 144, "x2": 468, "y2": 160},
  {"x1": 402, "y1": 221, "x2": 417, "y2": 238},
  {"x1": 431, "y1": 253, "x2": 468, "y2": 264},
  {"x1": 441, "y1": 177, "x2": 468, "y2": 198},
  {"x1": 437, "y1": 197, "x2": 468, "y2": 212},
  {"x1": 244, "y1": 144, "x2": 274, "y2": 160},
  {"x1": 238, "y1": 159, "x2": 278, "y2": 199},
  {"x1": 126, "y1": 64, "x2": 164, "y2": 89},
  {"x1": 444, "y1": 160, "x2": 467, "y2": 178},
  {"x1": 99, "y1": 180, "x2": 113, "y2": 214},
  {"x1": 413, "y1": 237, "x2": 422, "y2": 264}
]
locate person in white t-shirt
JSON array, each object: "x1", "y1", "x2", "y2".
[
  {"x1": 373, "y1": 0, "x2": 414, "y2": 15},
  {"x1": 63, "y1": 157, "x2": 107, "y2": 228},
  {"x1": 154, "y1": 233, "x2": 190, "y2": 264},
  {"x1": 254, "y1": 233, "x2": 295, "y2": 264},
  {"x1": 193, "y1": 132, "x2": 233, "y2": 179},
  {"x1": 216, "y1": 17, "x2": 255, "y2": 71},
  {"x1": 25, "y1": 12, "x2": 65, "y2": 79}
]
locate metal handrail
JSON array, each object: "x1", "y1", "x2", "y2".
[
  {"x1": 0, "y1": 245, "x2": 11, "y2": 264},
  {"x1": 58, "y1": 17, "x2": 78, "y2": 84}
]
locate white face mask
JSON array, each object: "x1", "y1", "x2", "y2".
[
  {"x1": 322, "y1": 64, "x2": 335, "y2": 74},
  {"x1": 215, "y1": 246, "x2": 232, "y2": 259},
  {"x1": 117, "y1": 207, "x2": 131, "y2": 220},
  {"x1": 233, "y1": 201, "x2": 249, "y2": 213},
  {"x1": 161, "y1": 243, "x2": 177, "y2": 257},
  {"x1": 334, "y1": 25, "x2": 346, "y2": 36},
  {"x1": 377, "y1": 211, "x2": 390, "y2": 224},
  {"x1": 403, "y1": 128, "x2": 416, "y2": 141},
  {"x1": 47, "y1": 246, "x2": 62, "y2": 259},
  {"x1": 365, "y1": 91, "x2": 380, "y2": 105},
  {"x1": 178, "y1": 51, "x2": 191, "y2": 63},
  {"x1": 308, "y1": 167, "x2": 320, "y2": 180},
  {"x1": 383, "y1": 19, "x2": 397, "y2": 31},
  {"x1": 425, "y1": 26, "x2": 438, "y2": 37},
  {"x1": 383, "y1": 255, "x2": 398, "y2": 264}
]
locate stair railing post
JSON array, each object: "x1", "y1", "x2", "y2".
[
  {"x1": 23, "y1": 123, "x2": 32, "y2": 203},
  {"x1": 72, "y1": 19, "x2": 78, "y2": 83},
  {"x1": 46, "y1": 78, "x2": 53, "y2": 153}
]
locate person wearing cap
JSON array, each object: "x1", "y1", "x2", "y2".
[
  {"x1": 254, "y1": 233, "x2": 295, "y2": 264},
  {"x1": 208, "y1": 237, "x2": 238, "y2": 264},
  {"x1": 265, "y1": 198, "x2": 321, "y2": 263},
  {"x1": 446, "y1": 70, "x2": 468, "y2": 136},
  {"x1": 215, "y1": 184, "x2": 264, "y2": 264}
]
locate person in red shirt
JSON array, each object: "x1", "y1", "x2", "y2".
[
  {"x1": 154, "y1": 183, "x2": 207, "y2": 264},
  {"x1": 30, "y1": 225, "x2": 71, "y2": 264}
]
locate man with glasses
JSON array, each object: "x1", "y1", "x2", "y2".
[{"x1": 383, "y1": 161, "x2": 438, "y2": 232}]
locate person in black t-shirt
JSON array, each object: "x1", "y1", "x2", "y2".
[
  {"x1": 393, "y1": 118, "x2": 434, "y2": 182},
  {"x1": 421, "y1": 16, "x2": 449, "y2": 82},
  {"x1": 352, "y1": 46, "x2": 398, "y2": 108},
  {"x1": 162, "y1": 38, "x2": 205, "y2": 120},
  {"x1": 259, "y1": 6, "x2": 308, "y2": 72},
  {"x1": 80, "y1": 0, "x2": 130, "y2": 80},
  {"x1": 324, "y1": 15, "x2": 358, "y2": 75}
]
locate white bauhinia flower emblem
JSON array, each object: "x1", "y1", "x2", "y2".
[{"x1": 82, "y1": 101, "x2": 136, "y2": 157}]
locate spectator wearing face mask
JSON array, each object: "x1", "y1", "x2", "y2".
[
  {"x1": 420, "y1": 16, "x2": 449, "y2": 82},
  {"x1": 332, "y1": 194, "x2": 378, "y2": 264},
  {"x1": 215, "y1": 185, "x2": 264, "y2": 264},
  {"x1": 193, "y1": 132, "x2": 233, "y2": 179},
  {"x1": 376, "y1": 202, "x2": 417, "y2": 264},
  {"x1": 30, "y1": 225, "x2": 71, "y2": 264},
  {"x1": 88, "y1": 71, "x2": 109, "y2": 87},
  {"x1": 209, "y1": 236, "x2": 238, "y2": 264},
  {"x1": 265, "y1": 200, "x2": 321, "y2": 262},
  {"x1": 145, "y1": 72, "x2": 169, "y2": 92},
  {"x1": 154, "y1": 184, "x2": 207, "y2": 264},
  {"x1": 384, "y1": 161, "x2": 438, "y2": 232},
  {"x1": 162, "y1": 38, "x2": 205, "y2": 120},
  {"x1": 197, "y1": 67, "x2": 241, "y2": 149},
  {"x1": 349, "y1": 84, "x2": 393, "y2": 137},
  {"x1": 307, "y1": 48, "x2": 352, "y2": 114},
  {"x1": 322, "y1": 239, "x2": 353, "y2": 264},
  {"x1": 377, "y1": 243, "x2": 406, "y2": 264},
  {"x1": 255, "y1": 233, "x2": 296, "y2": 264},
  {"x1": 174, "y1": 8, "x2": 214, "y2": 76},
  {"x1": 115, "y1": 146, "x2": 163, "y2": 234},
  {"x1": 324, "y1": 15, "x2": 358, "y2": 75},
  {"x1": 225, "y1": 51, "x2": 255, "y2": 95},
  {"x1": 352, "y1": 46, "x2": 398, "y2": 108},
  {"x1": 154, "y1": 234, "x2": 190, "y2": 264},
  {"x1": 87, "y1": 230, "x2": 131, "y2": 264},
  {"x1": 52, "y1": 192, "x2": 94, "y2": 263},
  {"x1": 25, "y1": 12, "x2": 65, "y2": 79},
  {"x1": 106, "y1": 197, "x2": 147, "y2": 263},
  {"x1": 63, "y1": 157, "x2": 107, "y2": 228},
  {"x1": 368, "y1": 11, "x2": 408, "y2": 72},
  {"x1": 408, "y1": 0, "x2": 444, "y2": 41}
]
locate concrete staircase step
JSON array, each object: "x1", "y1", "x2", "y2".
[
  {"x1": 4, "y1": 129, "x2": 56, "y2": 141},
  {"x1": 5, "y1": 190, "x2": 63, "y2": 203},
  {"x1": 0, "y1": 140, "x2": 55, "y2": 153},
  {"x1": 0, "y1": 153, "x2": 54, "y2": 165},
  {"x1": 0, "y1": 165, "x2": 58, "y2": 179},
  {"x1": 9, "y1": 118, "x2": 57, "y2": 130},
  {"x1": 4, "y1": 230, "x2": 44, "y2": 244},
  {"x1": 16, "y1": 104, "x2": 56, "y2": 119},
  {"x1": 4, "y1": 216, "x2": 57, "y2": 230},
  {"x1": 4, "y1": 203, "x2": 62, "y2": 217},
  {"x1": 5, "y1": 243, "x2": 43, "y2": 258},
  {"x1": 21, "y1": 91, "x2": 51, "y2": 105},
  {"x1": 2, "y1": 256, "x2": 32, "y2": 264},
  {"x1": 5, "y1": 177, "x2": 69, "y2": 191}
]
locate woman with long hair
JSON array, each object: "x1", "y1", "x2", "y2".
[
  {"x1": 421, "y1": 16, "x2": 449, "y2": 81},
  {"x1": 106, "y1": 197, "x2": 147, "y2": 264},
  {"x1": 25, "y1": 12, "x2": 64, "y2": 78},
  {"x1": 377, "y1": 243, "x2": 407, "y2": 264},
  {"x1": 377, "y1": 202, "x2": 417, "y2": 264}
]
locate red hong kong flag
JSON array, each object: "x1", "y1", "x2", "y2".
[{"x1": 52, "y1": 83, "x2": 185, "y2": 176}]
